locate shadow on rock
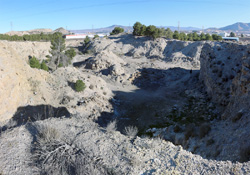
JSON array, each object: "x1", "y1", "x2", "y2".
[
  {"x1": 97, "y1": 67, "x2": 200, "y2": 131},
  {"x1": 2, "y1": 105, "x2": 70, "y2": 131},
  {"x1": 73, "y1": 57, "x2": 93, "y2": 68}
]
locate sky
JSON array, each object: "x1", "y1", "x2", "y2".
[{"x1": 0, "y1": 0, "x2": 250, "y2": 33}]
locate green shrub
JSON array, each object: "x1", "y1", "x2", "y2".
[
  {"x1": 84, "y1": 36, "x2": 90, "y2": 44},
  {"x1": 65, "y1": 48, "x2": 76, "y2": 60},
  {"x1": 93, "y1": 34, "x2": 99, "y2": 39},
  {"x1": 41, "y1": 61, "x2": 49, "y2": 71},
  {"x1": 29, "y1": 56, "x2": 41, "y2": 69},
  {"x1": 110, "y1": 27, "x2": 124, "y2": 35},
  {"x1": 75, "y1": 80, "x2": 86, "y2": 92}
]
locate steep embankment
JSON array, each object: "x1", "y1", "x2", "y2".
[
  {"x1": 0, "y1": 41, "x2": 52, "y2": 122},
  {"x1": 0, "y1": 40, "x2": 113, "y2": 122},
  {"x1": 200, "y1": 42, "x2": 250, "y2": 119},
  {"x1": 199, "y1": 41, "x2": 250, "y2": 161}
]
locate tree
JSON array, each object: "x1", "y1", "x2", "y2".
[
  {"x1": 110, "y1": 27, "x2": 124, "y2": 35},
  {"x1": 145, "y1": 25, "x2": 157, "y2": 37},
  {"x1": 133, "y1": 22, "x2": 142, "y2": 36},
  {"x1": 192, "y1": 32, "x2": 200, "y2": 41},
  {"x1": 29, "y1": 56, "x2": 41, "y2": 69},
  {"x1": 187, "y1": 33, "x2": 193, "y2": 41},
  {"x1": 48, "y1": 32, "x2": 70, "y2": 70},
  {"x1": 93, "y1": 34, "x2": 99, "y2": 39},
  {"x1": 75, "y1": 80, "x2": 86, "y2": 92},
  {"x1": 139, "y1": 25, "x2": 146, "y2": 36},
  {"x1": 179, "y1": 32, "x2": 187, "y2": 41},
  {"x1": 65, "y1": 48, "x2": 76, "y2": 60},
  {"x1": 230, "y1": 32, "x2": 236, "y2": 37},
  {"x1": 200, "y1": 33, "x2": 206, "y2": 40},
  {"x1": 173, "y1": 31, "x2": 180, "y2": 40},
  {"x1": 84, "y1": 36, "x2": 90, "y2": 45},
  {"x1": 205, "y1": 33, "x2": 212, "y2": 41},
  {"x1": 165, "y1": 28, "x2": 173, "y2": 39}
]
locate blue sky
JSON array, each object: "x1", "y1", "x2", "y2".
[{"x1": 0, "y1": 0, "x2": 249, "y2": 33}]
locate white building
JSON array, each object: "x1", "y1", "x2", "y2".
[
  {"x1": 65, "y1": 34, "x2": 87, "y2": 39},
  {"x1": 218, "y1": 32, "x2": 230, "y2": 37},
  {"x1": 65, "y1": 33, "x2": 109, "y2": 39}
]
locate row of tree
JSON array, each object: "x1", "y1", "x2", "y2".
[
  {"x1": 0, "y1": 32, "x2": 62, "y2": 41},
  {"x1": 132, "y1": 22, "x2": 223, "y2": 41}
]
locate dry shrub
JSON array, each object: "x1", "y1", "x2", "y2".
[
  {"x1": 106, "y1": 120, "x2": 117, "y2": 133},
  {"x1": 124, "y1": 126, "x2": 138, "y2": 138},
  {"x1": 32, "y1": 123, "x2": 111, "y2": 175}
]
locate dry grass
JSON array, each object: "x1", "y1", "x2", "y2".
[
  {"x1": 106, "y1": 120, "x2": 117, "y2": 133},
  {"x1": 31, "y1": 123, "x2": 112, "y2": 175},
  {"x1": 124, "y1": 126, "x2": 138, "y2": 139}
]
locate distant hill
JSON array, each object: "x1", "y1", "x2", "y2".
[
  {"x1": 70, "y1": 25, "x2": 201, "y2": 34},
  {"x1": 69, "y1": 25, "x2": 133, "y2": 34},
  {"x1": 5, "y1": 27, "x2": 71, "y2": 36},
  {"x1": 219, "y1": 22, "x2": 250, "y2": 31}
]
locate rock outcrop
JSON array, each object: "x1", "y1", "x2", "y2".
[{"x1": 199, "y1": 41, "x2": 250, "y2": 118}]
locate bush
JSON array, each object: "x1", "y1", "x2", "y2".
[
  {"x1": 65, "y1": 48, "x2": 76, "y2": 60},
  {"x1": 32, "y1": 123, "x2": 110, "y2": 175},
  {"x1": 41, "y1": 61, "x2": 49, "y2": 71},
  {"x1": 29, "y1": 56, "x2": 41, "y2": 69},
  {"x1": 110, "y1": 27, "x2": 124, "y2": 35},
  {"x1": 124, "y1": 126, "x2": 138, "y2": 138},
  {"x1": 93, "y1": 34, "x2": 99, "y2": 39},
  {"x1": 75, "y1": 80, "x2": 86, "y2": 92},
  {"x1": 84, "y1": 36, "x2": 90, "y2": 44},
  {"x1": 106, "y1": 120, "x2": 117, "y2": 133}
]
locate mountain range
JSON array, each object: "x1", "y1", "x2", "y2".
[
  {"x1": 69, "y1": 25, "x2": 201, "y2": 34},
  {"x1": 4, "y1": 22, "x2": 250, "y2": 36},
  {"x1": 70, "y1": 22, "x2": 250, "y2": 34},
  {"x1": 219, "y1": 22, "x2": 250, "y2": 31}
]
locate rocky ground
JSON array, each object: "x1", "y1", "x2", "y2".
[{"x1": 0, "y1": 34, "x2": 250, "y2": 174}]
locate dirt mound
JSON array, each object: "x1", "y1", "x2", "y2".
[
  {"x1": 54, "y1": 27, "x2": 71, "y2": 35},
  {"x1": 5, "y1": 27, "x2": 70, "y2": 36},
  {"x1": 5, "y1": 28, "x2": 53, "y2": 36},
  {"x1": 87, "y1": 34, "x2": 203, "y2": 69}
]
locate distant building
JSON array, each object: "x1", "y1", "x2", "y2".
[
  {"x1": 65, "y1": 33, "x2": 108, "y2": 39},
  {"x1": 222, "y1": 37, "x2": 239, "y2": 42},
  {"x1": 218, "y1": 32, "x2": 230, "y2": 37},
  {"x1": 65, "y1": 34, "x2": 87, "y2": 39}
]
